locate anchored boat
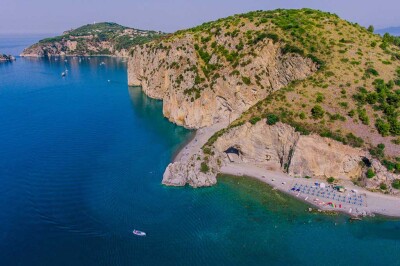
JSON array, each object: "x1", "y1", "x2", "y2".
[{"x1": 133, "y1": 229, "x2": 146, "y2": 236}]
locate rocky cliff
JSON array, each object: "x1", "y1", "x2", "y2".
[
  {"x1": 128, "y1": 9, "x2": 400, "y2": 191},
  {"x1": 162, "y1": 120, "x2": 399, "y2": 190},
  {"x1": 128, "y1": 35, "x2": 317, "y2": 128},
  {"x1": 212, "y1": 121, "x2": 365, "y2": 180}
]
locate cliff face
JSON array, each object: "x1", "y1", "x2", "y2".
[
  {"x1": 213, "y1": 121, "x2": 364, "y2": 179},
  {"x1": 161, "y1": 119, "x2": 400, "y2": 189},
  {"x1": 211, "y1": 121, "x2": 399, "y2": 190},
  {"x1": 128, "y1": 9, "x2": 400, "y2": 191},
  {"x1": 128, "y1": 35, "x2": 317, "y2": 129}
]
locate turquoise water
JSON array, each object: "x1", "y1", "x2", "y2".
[{"x1": 1, "y1": 55, "x2": 400, "y2": 265}]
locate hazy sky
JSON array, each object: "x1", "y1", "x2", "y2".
[{"x1": 1, "y1": 0, "x2": 399, "y2": 34}]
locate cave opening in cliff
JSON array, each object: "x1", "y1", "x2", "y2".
[
  {"x1": 225, "y1": 147, "x2": 242, "y2": 163},
  {"x1": 361, "y1": 157, "x2": 372, "y2": 167},
  {"x1": 225, "y1": 147, "x2": 241, "y2": 156}
]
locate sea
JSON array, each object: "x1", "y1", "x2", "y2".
[{"x1": 0, "y1": 35, "x2": 400, "y2": 266}]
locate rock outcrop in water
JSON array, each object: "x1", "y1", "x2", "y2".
[{"x1": 0, "y1": 54, "x2": 15, "y2": 62}]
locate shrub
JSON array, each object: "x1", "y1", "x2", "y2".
[
  {"x1": 366, "y1": 168, "x2": 375, "y2": 178},
  {"x1": 365, "y1": 68, "x2": 379, "y2": 77},
  {"x1": 266, "y1": 113, "x2": 279, "y2": 125},
  {"x1": 304, "y1": 175, "x2": 312, "y2": 179},
  {"x1": 242, "y1": 76, "x2": 251, "y2": 85},
  {"x1": 316, "y1": 93, "x2": 325, "y2": 103},
  {"x1": 311, "y1": 105, "x2": 325, "y2": 119},
  {"x1": 281, "y1": 44, "x2": 304, "y2": 56},
  {"x1": 249, "y1": 116, "x2": 262, "y2": 125},
  {"x1": 375, "y1": 118, "x2": 390, "y2": 137},
  {"x1": 200, "y1": 162, "x2": 210, "y2": 173},
  {"x1": 357, "y1": 108, "x2": 369, "y2": 125},
  {"x1": 327, "y1": 177, "x2": 335, "y2": 183},
  {"x1": 266, "y1": 33, "x2": 279, "y2": 43},
  {"x1": 392, "y1": 179, "x2": 400, "y2": 189},
  {"x1": 380, "y1": 182, "x2": 388, "y2": 190},
  {"x1": 203, "y1": 147, "x2": 212, "y2": 155},
  {"x1": 370, "y1": 144, "x2": 385, "y2": 159}
]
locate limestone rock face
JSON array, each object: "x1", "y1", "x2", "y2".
[
  {"x1": 212, "y1": 121, "x2": 365, "y2": 180},
  {"x1": 163, "y1": 152, "x2": 218, "y2": 188},
  {"x1": 213, "y1": 122, "x2": 300, "y2": 171},
  {"x1": 128, "y1": 36, "x2": 317, "y2": 129},
  {"x1": 289, "y1": 135, "x2": 364, "y2": 179}
]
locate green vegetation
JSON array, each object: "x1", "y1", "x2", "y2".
[
  {"x1": 380, "y1": 182, "x2": 388, "y2": 190},
  {"x1": 327, "y1": 177, "x2": 335, "y2": 183},
  {"x1": 367, "y1": 25, "x2": 374, "y2": 33},
  {"x1": 366, "y1": 168, "x2": 375, "y2": 179},
  {"x1": 266, "y1": 113, "x2": 279, "y2": 125},
  {"x1": 200, "y1": 162, "x2": 210, "y2": 173},
  {"x1": 392, "y1": 179, "x2": 400, "y2": 189},
  {"x1": 249, "y1": 116, "x2": 261, "y2": 125},
  {"x1": 35, "y1": 22, "x2": 163, "y2": 55},
  {"x1": 138, "y1": 9, "x2": 400, "y2": 168},
  {"x1": 311, "y1": 105, "x2": 325, "y2": 119}
]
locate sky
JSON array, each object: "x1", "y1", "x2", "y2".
[{"x1": 0, "y1": 0, "x2": 399, "y2": 34}]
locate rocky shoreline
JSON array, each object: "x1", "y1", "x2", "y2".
[
  {"x1": 0, "y1": 54, "x2": 16, "y2": 62},
  {"x1": 161, "y1": 116, "x2": 400, "y2": 218},
  {"x1": 125, "y1": 9, "x2": 400, "y2": 218}
]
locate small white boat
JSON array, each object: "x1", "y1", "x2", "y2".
[
  {"x1": 61, "y1": 72, "x2": 66, "y2": 77},
  {"x1": 133, "y1": 229, "x2": 146, "y2": 236},
  {"x1": 100, "y1": 62, "x2": 105, "y2": 66}
]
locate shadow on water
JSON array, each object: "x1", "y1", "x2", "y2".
[{"x1": 127, "y1": 85, "x2": 193, "y2": 155}]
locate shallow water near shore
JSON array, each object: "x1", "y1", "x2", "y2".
[{"x1": 1, "y1": 55, "x2": 400, "y2": 265}]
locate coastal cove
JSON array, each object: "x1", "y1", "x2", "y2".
[{"x1": 0, "y1": 54, "x2": 400, "y2": 265}]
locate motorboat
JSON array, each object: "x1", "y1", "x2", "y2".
[{"x1": 133, "y1": 229, "x2": 146, "y2": 236}]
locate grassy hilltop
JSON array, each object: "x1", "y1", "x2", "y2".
[
  {"x1": 134, "y1": 8, "x2": 400, "y2": 172},
  {"x1": 23, "y1": 22, "x2": 164, "y2": 56}
]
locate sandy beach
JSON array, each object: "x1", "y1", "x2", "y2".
[
  {"x1": 220, "y1": 163, "x2": 400, "y2": 218},
  {"x1": 173, "y1": 124, "x2": 400, "y2": 218},
  {"x1": 173, "y1": 121, "x2": 229, "y2": 163}
]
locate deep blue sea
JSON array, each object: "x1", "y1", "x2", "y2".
[{"x1": 0, "y1": 37, "x2": 400, "y2": 266}]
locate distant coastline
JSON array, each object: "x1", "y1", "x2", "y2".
[{"x1": 376, "y1": 26, "x2": 400, "y2": 36}]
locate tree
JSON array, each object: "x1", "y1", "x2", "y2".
[
  {"x1": 311, "y1": 105, "x2": 325, "y2": 119},
  {"x1": 393, "y1": 179, "x2": 400, "y2": 189},
  {"x1": 266, "y1": 113, "x2": 279, "y2": 125},
  {"x1": 366, "y1": 168, "x2": 375, "y2": 178},
  {"x1": 367, "y1": 25, "x2": 374, "y2": 33},
  {"x1": 375, "y1": 119, "x2": 390, "y2": 136},
  {"x1": 200, "y1": 162, "x2": 210, "y2": 173}
]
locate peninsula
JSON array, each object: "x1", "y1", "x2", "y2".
[
  {"x1": 21, "y1": 22, "x2": 164, "y2": 57},
  {"x1": 127, "y1": 9, "x2": 400, "y2": 217}
]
